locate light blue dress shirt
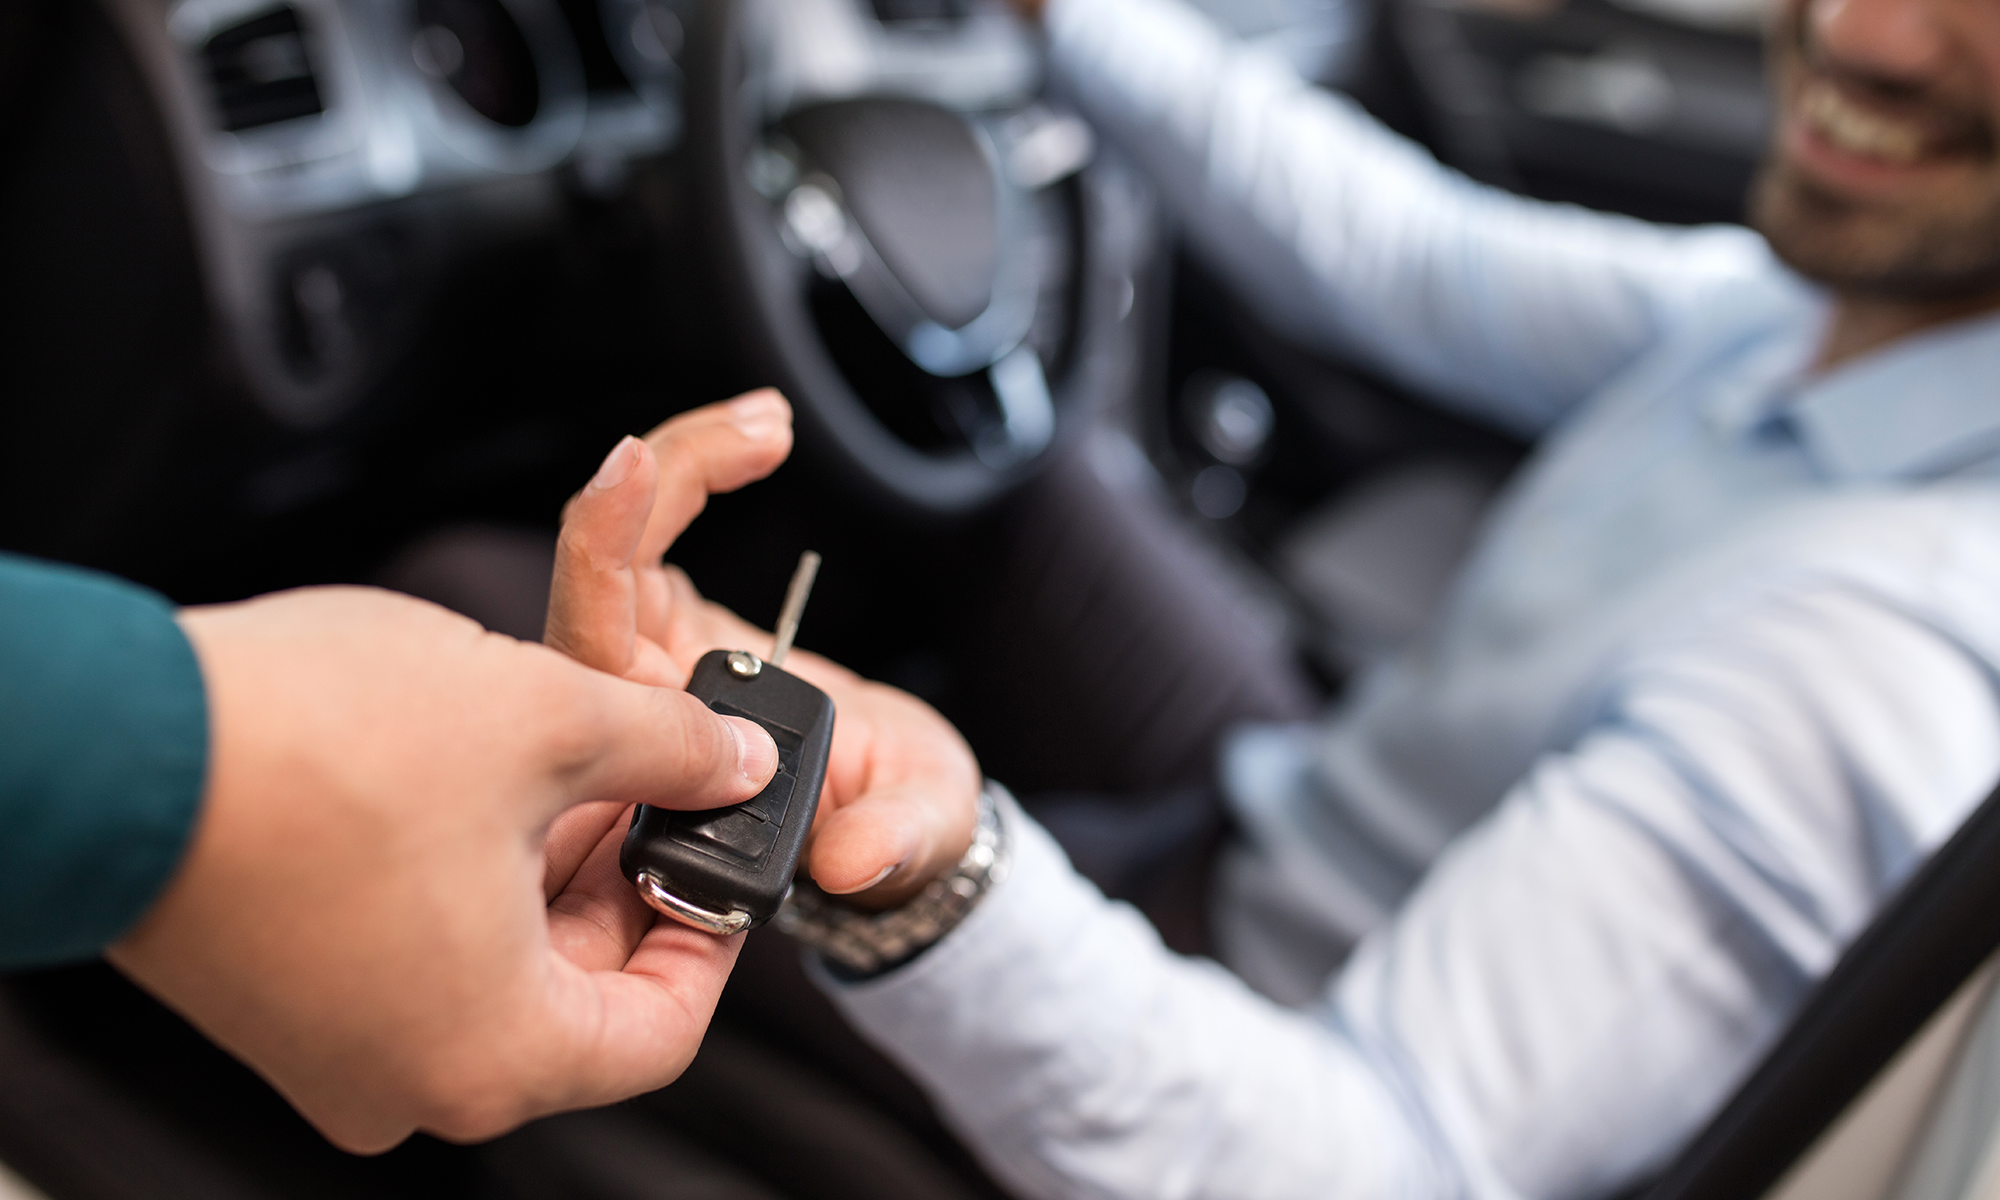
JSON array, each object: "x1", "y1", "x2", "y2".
[{"x1": 822, "y1": 0, "x2": 2000, "y2": 1195}]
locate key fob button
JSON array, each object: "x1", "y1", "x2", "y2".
[
  {"x1": 682, "y1": 808, "x2": 779, "y2": 861},
  {"x1": 738, "y1": 768, "x2": 796, "y2": 827}
]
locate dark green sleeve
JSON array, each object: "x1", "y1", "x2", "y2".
[{"x1": 0, "y1": 554, "x2": 208, "y2": 969}]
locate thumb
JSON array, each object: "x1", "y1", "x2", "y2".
[{"x1": 538, "y1": 653, "x2": 780, "y2": 824}]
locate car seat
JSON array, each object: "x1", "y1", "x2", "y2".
[{"x1": 1641, "y1": 773, "x2": 2000, "y2": 1200}]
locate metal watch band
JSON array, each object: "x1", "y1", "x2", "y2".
[{"x1": 775, "y1": 782, "x2": 1011, "y2": 977}]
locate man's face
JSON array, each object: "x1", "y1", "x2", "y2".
[{"x1": 1751, "y1": 0, "x2": 2000, "y2": 297}]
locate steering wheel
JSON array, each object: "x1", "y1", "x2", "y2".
[{"x1": 680, "y1": 0, "x2": 1116, "y2": 514}]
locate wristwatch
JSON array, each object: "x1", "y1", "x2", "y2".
[{"x1": 775, "y1": 782, "x2": 1011, "y2": 977}]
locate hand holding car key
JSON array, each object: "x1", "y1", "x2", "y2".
[
  {"x1": 621, "y1": 552, "x2": 836, "y2": 933},
  {"x1": 542, "y1": 393, "x2": 984, "y2": 965}
]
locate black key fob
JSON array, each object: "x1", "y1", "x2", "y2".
[{"x1": 620, "y1": 648, "x2": 835, "y2": 934}]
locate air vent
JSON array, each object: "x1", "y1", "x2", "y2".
[{"x1": 202, "y1": 7, "x2": 324, "y2": 133}]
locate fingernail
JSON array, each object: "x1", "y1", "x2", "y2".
[
  {"x1": 590, "y1": 436, "x2": 642, "y2": 491},
  {"x1": 824, "y1": 861, "x2": 900, "y2": 896},
  {"x1": 729, "y1": 392, "x2": 788, "y2": 439},
  {"x1": 724, "y1": 716, "x2": 779, "y2": 788}
]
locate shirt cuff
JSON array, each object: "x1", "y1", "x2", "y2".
[
  {"x1": 0, "y1": 554, "x2": 208, "y2": 969},
  {"x1": 807, "y1": 787, "x2": 1196, "y2": 1148},
  {"x1": 804, "y1": 788, "x2": 1127, "y2": 1194}
]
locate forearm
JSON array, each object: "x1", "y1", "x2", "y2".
[
  {"x1": 821, "y1": 797, "x2": 1449, "y2": 1200},
  {"x1": 0, "y1": 554, "x2": 207, "y2": 969},
  {"x1": 1045, "y1": 0, "x2": 1768, "y2": 433},
  {"x1": 820, "y1": 560, "x2": 2000, "y2": 1200}
]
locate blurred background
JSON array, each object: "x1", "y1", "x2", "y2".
[{"x1": 0, "y1": 0, "x2": 1769, "y2": 1193}]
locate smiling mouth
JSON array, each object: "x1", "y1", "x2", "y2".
[
  {"x1": 1793, "y1": 78, "x2": 1990, "y2": 169},
  {"x1": 1798, "y1": 81, "x2": 1925, "y2": 162}
]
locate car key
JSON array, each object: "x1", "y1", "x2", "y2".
[{"x1": 620, "y1": 552, "x2": 835, "y2": 935}]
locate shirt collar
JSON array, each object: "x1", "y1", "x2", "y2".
[
  {"x1": 1705, "y1": 300, "x2": 2000, "y2": 482},
  {"x1": 1699, "y1": 305, "x2": 1823, "y2": 443},
  {"x1": 1789, "y1": 311, "x2": 2000, "y2": 481}
]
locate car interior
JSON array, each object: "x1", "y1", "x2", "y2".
[{"x1": 4, "y1": 0, "x2": 1998, "y2": 1197}]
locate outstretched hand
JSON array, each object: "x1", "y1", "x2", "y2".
[
  {"x1": 112, "y1": 587, "x2": 782, "y2": 1153},
  {"x1": 545, "y1": 391, "x2": 982, "y2": 912}
]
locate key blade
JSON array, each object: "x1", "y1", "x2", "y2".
[{"x1": 770, "y1": 551, "x2": 821, "y2": 667}]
